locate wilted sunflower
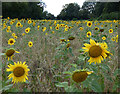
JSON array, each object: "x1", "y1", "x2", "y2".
[
  {"x1": 72, "y1": 69, "x2": 93, "y2": 83},
  {"x1": 109, "y1": 29, "x2": 113, "y2": 33},
  {"x1": 8, "y1": 38, "x2": 15, "y2": 45},
  {"x1": 5, "y1": 48, "x2": 20, "y2": 61},
  {"x1": 28, "y1": 41, "x2": 33, "y2": 47},
  {"x1": 100, "y1": 29, "x2": 104, "y2": 32},
  {"x1": 82, "y1": 39, "x2": 110, "y2": 64},
  {"x1": 68, "y1": 36, "x2": 75, "y2": 40},
  {"x1": 6, "y1": 61, "x2": 30, "y2": 83},
  {"x1": 87, "y1": 21, "x2": 92, "y2": 27}
]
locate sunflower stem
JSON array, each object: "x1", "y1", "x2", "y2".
[
  {"x1": 81, "y1": 83, "x2": 84, "y2": 92},
  {"x1": 83, "y1": 57, "x2": 87, "y2": 69}
]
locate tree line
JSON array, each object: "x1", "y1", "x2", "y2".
[{"x1": 2, "y1": 1, "x2": 120, "y2": 20}]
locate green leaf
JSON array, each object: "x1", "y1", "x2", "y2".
[
  {"x1": 113, "y1": 68, "x2": 120, "y2": 77},
  {"x1": 63, "y1": 71, "x2": 72, "y2": 75},
  {"x1": 69, "y1": 47, "x2": 74, "y2": 56},
  {"x1": 55, "y1": 82, "x2": 68, "y2": 88},
  {"x1": 90, "y1": 80, "x2": 103, "y2": 92},
  {"x1": 70, "y1": 64, "x2": 77, "y2": 68},
  {"x1": 2, "y1": 84, "x2": 13, "y2": 91}
]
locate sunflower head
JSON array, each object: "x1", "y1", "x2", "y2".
[
  {"x1": 6, "y1": 48, "x2": 15, "y2": 57},
  {"x1": 8, "y1": 38, "x2": 15, "y2": 45},
  {"x1": 68, "y1": 36, "x2": 75, "y2": 40},
  {"x1": 102, "y1": 36, "x2": 106, "y2": 40},
  {"x1": 109, "y1": 29, "x2": 113, "y2": 33},
  {"x1": 72, "y1": 69, "x2": 93, "y2": 83},
  {"x1": 6, "y1": 61, "x2": 30, "y2": 83},
  {"x1": 87, "y1": 21, "x2": 92, "y2": 27},
  {"x1": 28, "y1": 41, "x2": 33, "y2": 47},
  {"x1": 82, "y1": 39, "x2": 110, "y2": 64}
]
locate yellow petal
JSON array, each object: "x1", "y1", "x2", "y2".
[
  {"x1": 87, "y1": 71, "x2": 93, "y2": 74},
  {"x1": 90, "y1": 39, "x2": 96, "y2": 46}
]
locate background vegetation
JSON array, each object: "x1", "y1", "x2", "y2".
[{"x1": 2, "y1": 1, "x2": 120, "y2": 20}]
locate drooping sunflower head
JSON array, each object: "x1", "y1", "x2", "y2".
[
  {"x1": 5, "y1": 48, "x2": 20, "y2": 61},
  {"x1": 68, "y1": 36, "x2": 75, "y2": 40},
  {"x1": 6, "y1": 48, "x2": 15, "y2": 57},
  {"x1": 72, "y1": 69, "x2": 93, "y2": 83},
  {"x1": 82, "y1": 39, "x2": 110, "y2": 64},
  {"x1": 6, "y1": 61, "x2": 30, "y2": 83},
  {"x1": 8, "y1": 38, "x2": 15, "y2": 45}
]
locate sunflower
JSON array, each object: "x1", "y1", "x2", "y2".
[
  {"x1": 12, "y1": 33, "x2": 16, "y2": 37},
  {"x1": 52, "y1": 31, "x2": 55, "y2": 34},
  {"x1": 115, "y1": 35, "x2": 118, "y2": 42},
  {"x1": 82, "y1": 39, "x2": 110, "y2": 64},
  {"x1": 111, "y1": 37, "x2": 115, "y2": 41},
  {"x1": 5, "y1": 48, "x2": 20, "y2": 61},
  {"x1": 8, "y1": 38, "x2": 15, "y2": 45},
  {"x1": 100, "y1": 42, "x2": 108, "y2": 49},
  {"x1": 25, "y1": 27, "x2": 30, "y2": 33},
  {"x1": 72, "y1": 69, "x2": 93, "y2": 83},
  {"x1": 109, "y1": 29, "x2": 113, "y2": 33},
  {"x1": 68, "y1": 36, "x2": 75, "y2": 40},
  {"x1": 6, "y1": 61, "x2": 30, "y2": 83},
  {"x1": 79, "y1": 27, "x2": 83, "y2": 31},
  {"x1": 28, "y1": 20, "x2": 32, "y2": 24},
  {"x1": 14, "y1": 36, "x2": 18, "y2": 39},
  {"x1": 55, "y1": 26, "x2": 59, "y2": 30},
  {"x1": 28, "y1": 41, "x2": 33, "y2": 47},
  {"x1": 87, "y1": 21, "x2": 92, "y2": 27},
  {"x1": 66, "y1": 43, "x2": 71, "y2": 48},
  {"x1": 16, "y1": 22, "x2": 21, "y2": 27},
  {"x1": 60, "y1": 38, "x2": 66, "y2": 43},
  {"x1": 86, "y1": 31, "x2": 91, "y2": 37},
  {"x1": 95, "y1": 27, "x2": 99, "y2": 30},
  {"x1": 100, "y1": 29, "x2": 104, "y2": 32},
  {"x1": 102, "y1": 36, "x2": 106, "y2": 40},
  {"x1": 22, "y1": 33, "x2": 25, "y2": 36}
]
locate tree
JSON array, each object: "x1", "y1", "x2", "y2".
[{"x1": 57, "y1": 3, "x2": 80, "y2": 20}]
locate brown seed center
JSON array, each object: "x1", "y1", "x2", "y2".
[
  {"x1": 10, "y1": 40, "x2": 13, "y2": 43},
  {"x1": 72, "y1": 71, "x2": 88, "y2": 83},
  {"x1": 13, "y1": 67, "x2": 25, "y2": 77},
  {"x1": 89, "y1": 45, "x2": 102, "y2": 58}
]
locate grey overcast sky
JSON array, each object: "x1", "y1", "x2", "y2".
[{"x1": 42, "y1": 0, "x2": 86, "y2": 17}]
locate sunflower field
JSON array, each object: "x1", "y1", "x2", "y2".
[{"x1": 1, "y1": 17, "x2": 119, "y2": 93}]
